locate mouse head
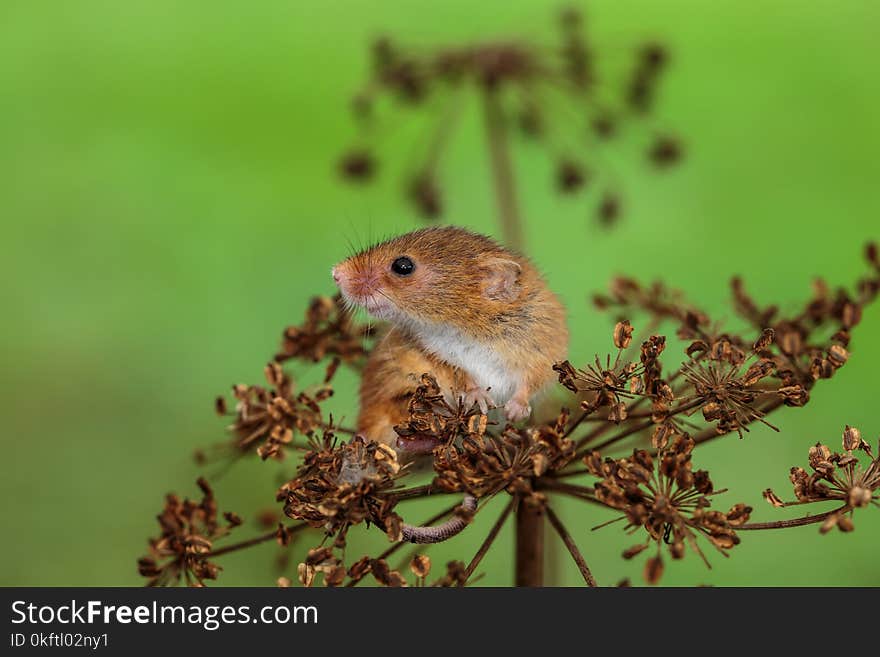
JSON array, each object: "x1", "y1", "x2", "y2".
[{"x1": 332, "y1": 227, "x2": 524, "y2": 326}]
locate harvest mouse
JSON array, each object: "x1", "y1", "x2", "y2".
[{"x1": 332, "y1": 226, "x2": 569, "y2": 449}]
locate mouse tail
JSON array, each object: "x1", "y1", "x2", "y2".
[{"x1": 400, "y1": 494, "x2": 477, "y2": 544}]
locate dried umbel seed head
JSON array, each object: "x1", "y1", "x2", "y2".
[
  {"x1": 279, "y1": 434, "x2": 403, "y2": 538},
  {"x1": 138, "y1": 478, "x2": 241, "y2": 587},
  {"x1": 555, "y1": 351, "x2": 643, "y2": 417},
  {"x1": 340, "y1": 10, "x2": 681, "y2": 235},
  {"x1": 591, "y1": 256, "x2": 880, "y2": 451},
  {"x1": 586, "y1": 435, "x2": 751, "y2": 584},
  {"x1": 275, "y1": 294, "x2": 374, "y2": 365},
  {"x1": 221, "y1": 362, "x2": 334, "y2": 461},
  {"x1": 434, "y1": 413, "x2": 575, "y2": 499},
  {"x1": 765, "y1": 425, "x2": 879, "y2": 533},
  {"x1": 393, "y1": 373, "x2": 490, "y2": 453},
  {"x1": 680, "y1": 333, "x2": 781, "y2": 437}
]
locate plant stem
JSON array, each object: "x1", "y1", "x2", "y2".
[
  {"x1": 562, "y1": 410, "x2": 591, "y2": 439},
  {"x1": 736, "y1": 507, "x2": 845, "y2": 530},
  {"x1": 546, "y1": 506, "x2": 597, "y2": 587},
  {"x1": 574, "y1": 418, "x2": 654, "y2": 460},
  {"x1": 482, "y1": 83, "x2": 524, "y2": 251},
  {"x1": 392, "y1": 484, "x2": 448, "y2": 501},
  {"x1": 208, "y1": 522, "x2": 308, "y2": 558},
  {"x1": 538, "y1": 479, "x2": 600, "y2": 504},
  {"x1": 462, "y1": 498, "x2": 515, "y2": 585},
  {"x1": 514, "y1": 496, "x2": 544, "y2": 586},
  {"x1": 551, "y1": 468, "x2": 593, "y2": 479}
]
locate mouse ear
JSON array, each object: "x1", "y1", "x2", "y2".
[{"x1": 482, "y1": 258, "x2": 522, "y2": 302}]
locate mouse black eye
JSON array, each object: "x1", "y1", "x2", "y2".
[{"x1": 391, "y1": 256, "x2": 415, "y2": 276}]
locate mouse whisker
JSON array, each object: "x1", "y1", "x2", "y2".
[
  {"x1": 343, "y1": 234, "x2": 358, "y2": 260},
  {"x1": 372, "y1": 287, "x2": 395, "y2": 307}
]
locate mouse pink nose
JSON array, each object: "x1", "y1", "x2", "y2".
[{"x1": 331, "y1": 266, "x2": 341, "y2": 285}]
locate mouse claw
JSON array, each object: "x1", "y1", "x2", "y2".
[
  {"x1": 504, "y1": 397, "x2": 532, "y2": 423},
  {"x1": 463, "y1": 387, "x2": 495, "y2": 415}
]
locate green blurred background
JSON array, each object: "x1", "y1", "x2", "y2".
[{"x1": 2, "y1": 0, "x2": 878, "y2": 586}]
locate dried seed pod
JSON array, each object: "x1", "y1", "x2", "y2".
[
  {"x1": 753, "y1": 328, "x2": 775, "y2": 351},
  {"x1": 843, "y1": 425, "x2": 862, "y2": 451},
  {"x1": 648, "y1": 135, "x2": 682, "y2": 167},
  {"x1": 622, "y1": 543, "x2": 649, "y2": 560},
  {"x1": 410, "y1": 555, "x2": 432, "y2": 578},
  {"x1": 597, "y1": 193, "x2": 622, "y2": 227},
  {"x1": 828, "y1": 344, "x2": 849, "y2": 367},
  {"x1": 613, "y1": 320, "x2": 634, "y2": 349},
  {"x1": 763, "y1": 489, "x2": 785, "y2": 508},
  {"x1": 644, "y1": 555, "x2": 664, "y2": 585},
  {"x1": 556, "y1": 160, "x2": 588, "y2": 193},
  {"x1": 848, "y1": 486, "x2": 872, "y2": 508}
]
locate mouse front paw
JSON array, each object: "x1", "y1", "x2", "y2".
[
  {"x1": 504, "y1": 396, "x2": 532, "y2": 422},
  {"x1": 462, "y1": 386, "x2": 495, "y2": 415}
]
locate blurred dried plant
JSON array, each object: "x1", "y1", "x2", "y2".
[
  {"x1": 339, "y1": 7, "x2": 682, "y2": 247},
  {"x1": 140, "y1": 243, "x2": 879, "y2": 586}
]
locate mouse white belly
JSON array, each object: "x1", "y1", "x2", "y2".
[{"x1": 402, "y1": 319, "x2": 520, "y2": 402}]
